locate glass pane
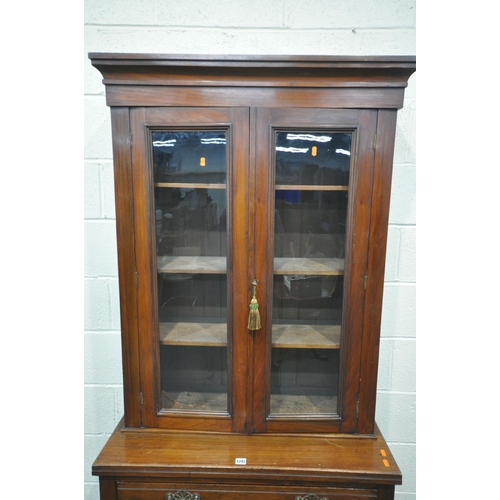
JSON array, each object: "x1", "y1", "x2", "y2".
[
  {"x1": 153, "y1": 130, "x2": 228, "y2": 413},
  {"x1": 271, "y1": 131, "x2": 351, "y2": 416},
  {"x1": 153, "y1": 131, "x2": 227, "y2": 184},
  {"x1": 276, "y1": 132, "x2": 350, "y2": 186}
]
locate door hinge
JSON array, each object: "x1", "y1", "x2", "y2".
[
  {"x1": 140, "y1": 392, "x2": 143, "y2": 406},
  {"x1": 356, "y1": 400, "x2": 360, "y2": 417},
  {"x1": 363, "y1": 274, "x2": 367, "y2": 290},
  {"x1": 135, "y1": 271, "x2": 139, "y2": 288},
  {"x1": 373, "y1": 134, "x2": 377, "y2": 150}
]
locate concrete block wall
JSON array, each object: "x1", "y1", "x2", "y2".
[{"x1": 84, "y1": 2, "x2": 416, "y2": 499}]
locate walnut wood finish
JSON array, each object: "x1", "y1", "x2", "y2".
[
  {"x1": 358, "y1": 110, "x2": 400, "y2": 434},
  {"x1": 89, "y1": 54, "x2": 414, "y2": 110},
  {"x1": 129, "y1": 106, "x2": 250, "y2": 433},
  {"x1": 89, "y1": 53, "x2": 416, "y2": 435},
  {"x1": 252, "y1": 107, "x2": 377, "y2": 435},
  {"x1": 109, "y1": 107, "x2": 141, "y2": 428},
  {"x1": 93, "y1": 420, "x2": 401, "y2": 500}
]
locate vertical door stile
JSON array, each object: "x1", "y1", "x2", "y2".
[
  {"x1": 110, "y1": 107, "x2": 142, "y2": 428},
  {"x1": 251, "y1": 107, "x2": 275, "y2": 433},
  {"x1": 357, "y1": 109, "x2": 398, "y2": 434},
  {"x1": 337, "y1": 109, "x2": 378, "y2": 433},
  {"x1": 245, "y1": 107, "x2": 258, "y2": 434},
  {"x1": 229, "y1": 107, "x2": 252, "y2": 433}
]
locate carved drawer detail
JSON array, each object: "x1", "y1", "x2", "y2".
[
  {"x1": 295, "y1": 496, "x2": 329, "y2": 500},
  {"x1": 165, "y1": 491, "x2": 201, "y2": 500}
]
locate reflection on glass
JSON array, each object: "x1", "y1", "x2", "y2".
[
  {"x1": 271, "y1": 131, "x2": 351, "y2": 416},
  {"x1": 275, "y1": 132, "x2": 351, "y2": 186},
  {"x1": 153, "y1": 131, "x2": 226, "y2": 184},
  {"x1": 153, "y1": 130, "x2": 228, "y2": 413}
]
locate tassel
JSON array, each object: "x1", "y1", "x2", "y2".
[{"x1": 248, "y1": 279, "x2": 262, "y2": 330}]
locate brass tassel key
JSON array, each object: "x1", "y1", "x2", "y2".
[{"x1": 248, "y1": 279, "x2": 262, "y2": 330}]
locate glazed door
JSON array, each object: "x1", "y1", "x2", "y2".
[
  {"x1": 251, "y1": 108, "x2": 378, "y2": 434},
  {"x1": 129, "y1": 106, "x2": 377, "y2": 434},
  {"x1": 130, "y1": 107, "x2": 250, "y2": 432}
]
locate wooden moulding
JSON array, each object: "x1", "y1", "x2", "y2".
[
  {"x1": 159, "y1": 322, "x2": 341, "y2": 349},
  {"x1": 89, "y1": 53, "x2": 416, "y2": 88},
  {"x1": 89, "y1": 54, "x2": 415, "y2": 109}
]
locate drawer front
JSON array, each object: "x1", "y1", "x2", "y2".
[{"x1": 117, "y1": 482, "x2": 378, "y2": 500}]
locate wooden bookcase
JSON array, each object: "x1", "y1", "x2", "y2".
[{"x1": 89, "y1": 53, "x2": 416, "y2": 500}]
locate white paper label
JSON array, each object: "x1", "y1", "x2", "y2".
[{"x1": 235, "y1": 458, "x2": 247, "y2": 465}]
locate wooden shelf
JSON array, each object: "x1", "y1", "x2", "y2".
[
  {"x1": 157, "y1": 256, "x2": 342, "y2": 277},
  {"x1": 274, "y1": 257, "x2": 344, "y2": 275},
  {"x1": 159, "y1": 321, "x2": 340, "y2": 349},
  {"x1": 155, "y1": 182, "x2": 226, "y2": 189},
  {"x1": 270, "y1": 394, "x2": 338, "y2": 415},
  {"x1": 162, "y1": 391, "x2": 339, "y2": 414},
  {"x1": 272, "y1": 324, "x2": 341, "y2": 349},
  {"x1": 161, "y1": 390, "x2": 228, "y2": 412},
  {"x1": 157, "y1": 255, "x2": 226, "y2": 274},
  {"x1": 160, "y1": 322, "x2": 227, "y2": 346},
  {"x1": 275, "y1": 184, "x2": 348, "y2": 191},
  {"x1": 154, "y1": 183, "x2": 346, "y2": 191}
]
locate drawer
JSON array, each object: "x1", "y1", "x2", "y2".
[{"x1": 117, "y1": 482, "x2": 378, "y2": 500}]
